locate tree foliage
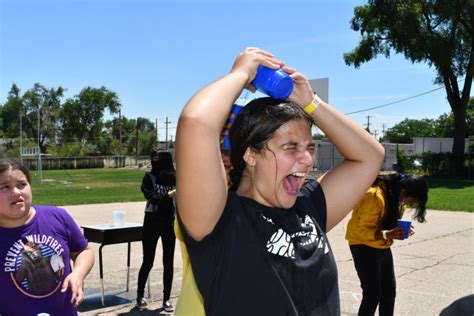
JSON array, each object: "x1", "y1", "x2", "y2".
[
  {"x1": 59, "y1": 86, "x2": 121, "y2": 144},
  {"x1": 2, "y1": 84, "x2": 22, "y2": 138},
  {"x1": 344, "y1": 0, "x2": 474, "y2": 176},
  {"x1": 385, "y1": 118, "x2": 437, "y2": 143},
  {"x1": 385, "y1": 97, "x2": 473, "y2": 142},
  {"x1": 2, "y1": 83, "x2": 64, "y2": 151}
]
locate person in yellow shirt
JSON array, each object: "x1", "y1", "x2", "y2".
[
  {"x1": 346, "y1": 173, "x2": 428, "y2": 316},
  {"x1": 174, "y1": 219, "x2": 205, "y2": 315}
]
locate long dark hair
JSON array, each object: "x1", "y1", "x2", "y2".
[
  {"x1": 376, "y1": 173, "x2": 428, "y2": 229},
  {"x1": 0, "y1": 160, "x2": 31, "y2": 184},
  {"x1": 228, "y1": 97, "x2": 314, "y2": 179},
  {"x1": 150, "y1": 151, "x2": 176, "y2": 185}
]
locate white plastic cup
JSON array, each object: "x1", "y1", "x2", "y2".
[{"x1": 113, "y1": 211, "x2": 125, "y2": 226}]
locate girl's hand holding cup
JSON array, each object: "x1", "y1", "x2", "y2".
[
  {"x1": 285, "y1": 67, "x2": 317, "y2": 108},
  {"x1": 230, "y1": 47, "x2": 285, "y2": 91}
]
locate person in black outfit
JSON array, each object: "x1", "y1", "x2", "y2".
[
  {"x1": 175, "y1": 47, "x2": 385, "y2": 315},
  {"x1": 136, "y1": 150, "x2": 176, "y2": 312}
]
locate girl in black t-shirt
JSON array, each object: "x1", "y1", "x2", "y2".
[{"x1": 175, "y1": 47, "x2": 385, "y2": 315}]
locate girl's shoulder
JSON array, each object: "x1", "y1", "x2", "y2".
[
  {"x1": 33, "y1": 205, "x2": 75, "y2": 226},
  {"x1": 34, "y1": 205, "x2": 67, "y2": 215}
]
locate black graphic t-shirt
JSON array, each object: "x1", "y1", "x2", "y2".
[
  {"x1": 179, "y1": 181, "x2": 340, "y2": 316},
  {"x1": 141, "y1": 171, "x2": 175, "y2": 221}
]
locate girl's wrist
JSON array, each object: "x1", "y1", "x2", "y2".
[
  {"x1": 229, "y1": 70, "x2": 252, "y2": 86},
  {"x1": 303, "y1": 94, "x2": 322, "y2": 115}
]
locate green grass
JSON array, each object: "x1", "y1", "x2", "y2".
[
  {"x1": 29, "y1": 168, "x2": 474, "y2": 212},
  {"x1": 425, "y1": 177, "x2": 474, "y2": 212},
  {"x1": 30, "y1": 168, "x2": 145, "y2": 205}
]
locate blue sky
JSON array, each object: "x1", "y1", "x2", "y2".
[{"x1": 1, "y1": 0, "x2": 455, "y2": 141}]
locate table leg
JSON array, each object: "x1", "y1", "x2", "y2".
[
  {"x1": 126, "y1": 241, "x2": 131, "y2": 291},
  {"x1": 99, "y1": 244, "x2": 105, "y2": 306},
  {"x1": 147, "y1": 278, "x2": 151, "y2": 298}
]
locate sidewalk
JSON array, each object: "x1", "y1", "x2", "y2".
[{"x1": 67, "y1": 202, "x2": 474, "y2": 315}]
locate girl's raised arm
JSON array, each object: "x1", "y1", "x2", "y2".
[{"x1": 176, "y1": 48, "x2": 282, "y2": 240}]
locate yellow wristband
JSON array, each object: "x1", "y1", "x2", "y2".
[{"x1": 303, "y1": 95, "x2": 322, "y2": 115}]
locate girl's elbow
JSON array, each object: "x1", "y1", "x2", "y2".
[{"x1": 376, "y1": 144, "x2": 385, "y2": 163}]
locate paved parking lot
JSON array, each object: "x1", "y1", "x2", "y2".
[{"x1": 66, "y1": 202, "x2": 473, "y2": 315}]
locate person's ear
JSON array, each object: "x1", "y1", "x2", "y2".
[{"x1": 243, "y1": 147, "x2": 257, "y2": 167}]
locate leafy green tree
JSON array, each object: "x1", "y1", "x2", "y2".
[
  {"x1": 131, "y1": 117, "x2": 157, "y2": 156},
  {"x1": 28, "y1": 84, "x2": 63, "y2": 149},
  {"x1": 47, "y1": 142, "x2": 96, "y2": 157},
  {"x1": 59, "y1": 86, "x2": 121, "y2": 144},
  {"x1": 2, "y1": 83, "x2": 64, "y2": 155},
  {"x1": 435, "y1": 96, "x2": 473, "y2": 137},
  {"x1": 107, "y1": 116, "x2": 138, "y2": 155},
  {"x1": 103, "y1": 114, "x2": 130, "y2": 155},
  {"x1": 385, "y1": 118, "x2": 437, "y2": 143},
  {"x1": 344, "y1": 0, "x2": 473, "y2": 176},
  {"x1": 2, "y1": 84, "x2": 24, "y2": 138},
  {"x1": 102, "y1": 116, "x2": 157, "y2": 156}
]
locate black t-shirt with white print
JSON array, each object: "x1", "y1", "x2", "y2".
[{"x1": 179, "y1": 181, "x2": 340, "y2": 316}]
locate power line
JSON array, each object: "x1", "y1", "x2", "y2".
[{"x1": 344, "y1": 86, "x2": 445, "y2": 115}]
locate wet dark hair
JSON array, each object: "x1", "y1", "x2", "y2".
[
  {"x1": 0, "y1": 160, "x2": 31, "y2": 184},
  {"x1": 375, "y1": 173, "x2": 428, "y2": 229},
  {"x1": 150, "y1": 151, "x2": 176, "y2": 185},
  {"x1": 228, "y1": 97, "x2": 314, "y2": 178}
]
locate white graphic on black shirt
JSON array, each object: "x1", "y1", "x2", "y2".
[{"x1": 263, "y1": 214, "x2": 329, "y2": 259}]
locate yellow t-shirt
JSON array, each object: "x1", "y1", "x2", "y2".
[
  {"x1": 345, "y1": 186, "x2": 394, "y2": 249},
  {"x1": 174, "y1": 218, "x2": 205, "y2": 316}
]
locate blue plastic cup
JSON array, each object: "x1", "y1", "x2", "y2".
[
  {"x1": 252, "y1": 65, "x2": 294, "y2": 99},
  {"x1": 397, "y1": 219, "x2": 412, "y2": 239}
]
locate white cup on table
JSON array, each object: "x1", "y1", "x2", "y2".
[{"x1": 113, "y1": 211, "x2": 125, "y2": 226}]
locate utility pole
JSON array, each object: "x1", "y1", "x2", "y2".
[
  {"x1": 135, "y1": 118, "x2": 139, "y2": 166},
  {"x1": 19, "y1": 105, "x2": 23, "y2": 164},
  {"x1": 165, "y1": 117, "x2": 171, "y2": 150},
  {"x1": 155, "y1": 118, "x2": 159, "y2": 149},
  {"x1": 373, "y1": 129, "x2": 378, "y2": 139},
  {"x1": 381, "y1": 123, "x2": 387, "y2": 142},
  {"x1": 37, "y1": 104, "x2": 42, "y2": 184},
  {"x1": 365, "y1": 116, "x2": 372, "y2": 134},
  {"x1": 119, "y1": 108, "x2": 122, "y2": 156}
]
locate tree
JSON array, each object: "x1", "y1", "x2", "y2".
[
  {"x1": 3, "y1": 84, "x2": 65, "y2": 152},
  {"x1": 23, "y1": 84, "x2": 65, "y2": 151},
  {"x1": 59, "y1": 86, "x2": 121, "y2": 144},
  {"x1": 434, "y1": 96, "x2": 473, "y2": 137},
  {"x1": 385, "y1": 118, "x2": 437, "y2": 143},
  {"x1": 344, "y1": 0, "x2": 474, "y2": 176},
  {"x1": 1, "y1": 84, "x2": 23, "y2": 138},
  {"x1": 131, "y1": 117, "x2": 157, "y2": 156}
]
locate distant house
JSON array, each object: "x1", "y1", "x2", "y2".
[
  {"x1": 314, "y1": 137, "x2": 469, "y2": 172},
  {"x1": 412, "y1": 137, "x2": 470, "y2": 154}
]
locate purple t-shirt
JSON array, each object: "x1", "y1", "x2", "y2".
[{"x1": 0, "y1": 205, "x2": 88, "y2": 316}]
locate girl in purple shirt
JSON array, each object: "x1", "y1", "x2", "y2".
[{"x1": 0, "y1": 160, "x2": 94, "y2": 316}]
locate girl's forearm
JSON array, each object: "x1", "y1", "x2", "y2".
[
  {"x1": 312, "y1": 101, "x2": 384, "y2": 163},
  {"x1": 71, "y1": 247, "x2": 94, "y2": 279}
]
